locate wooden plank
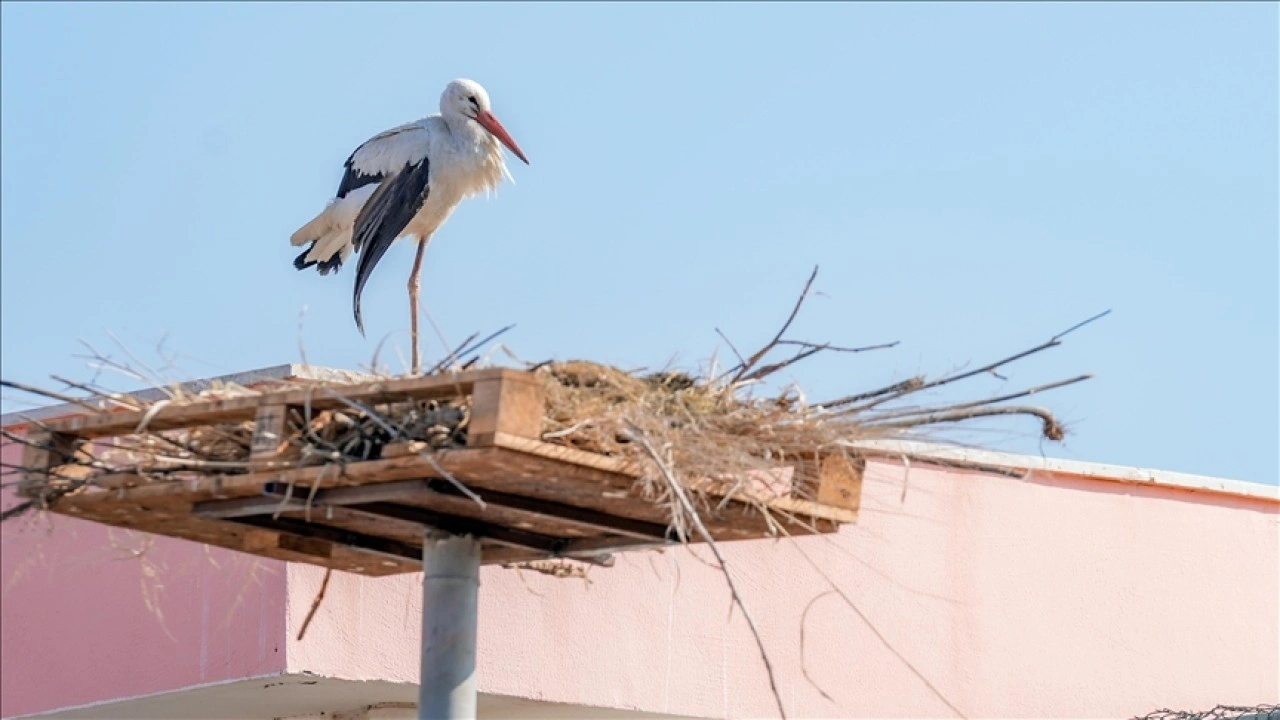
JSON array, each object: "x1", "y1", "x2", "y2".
[
  {"x1": 259, "y1": 502, "x2": 637, "y2": 568},
  {"x1": 483, "y1": 433, "x2": 641, "y2": 475},
  {"x1": 408, "y1": 482, "x2": 673, "y2": 541},
  {"x1": 56, "y1": 445, "x2": 831, "y2": 541},
  {"x1": 248, "y1": 403, "x2": 290, "y2": 471},
  {"x1": 20, "y1": 431, "x2": 57, "y2": 477},
  {"x1": 333, "y1": 501, "x2": 646, "y2": 565},
  {"x1": 47, "y1": 441, "x2": 849, "y2": 583},
  {"x1": 489, "y1": 433, "x2": 856, "y2": 525},
  {"x1": 467, "y1": 374, "x2": 544, "y2": 447},
  {"x1": 330, "y1": 481, "x2": 600, "y2": 540},
  {"x1": 277, "y1": 476, "x2": 673, "y2": 542},
  {"x1": 279, "y1": 505, "x2": 429, "y2": 548},
  {"x1": 20, "y1": 430, "x2": 94, "y2": 493},
  {"x1": 20, "y1": 430, "x2": 85, "y2": 475},
  {"x1": 233, "y1": 515, "x2": 423, "y2": 563},
  {"x1": 48, "y1": 498, "x2": 416, "y2": 576},
  {"x1": 351, "y1": 501, "x2": 569, "y2": 554},
  {"x1": 41, "y1": 368, "x2": 524, "y2": 439},
  {"x1": 814, "y1": 453, "x2": 864, "y2": 518},
  {"x1": 193, "y1": 495, "x2": 307, "y2": 519}
]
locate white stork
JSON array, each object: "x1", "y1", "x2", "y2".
[{"x1": 290, "y1": 78, "x2": 529, "y2": 373}]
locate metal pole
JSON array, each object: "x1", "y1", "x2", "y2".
[{"x1": 419, "y1": 530, "x2": 482, "y2": 720}]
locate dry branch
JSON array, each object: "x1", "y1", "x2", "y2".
[{"x1": 627, "y1": 423, "x2": 788, "y2": 720}]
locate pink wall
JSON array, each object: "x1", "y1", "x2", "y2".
[
  {"x1": 0, "y1": 441, "x2": 288, "y2": 718},
  {"x1": 284, "y1": 458, "x2": 1280, "y2": 719},
  {"x1": 3, "y1": 435, "x2": 1277, "y2": 719}
]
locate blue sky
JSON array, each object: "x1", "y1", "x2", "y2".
[{"x1": 1, "y1": 2, "x2": 1275, "y2": 485}]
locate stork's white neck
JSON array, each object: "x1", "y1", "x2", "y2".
[
  {"x1": 442, "y1": 113, "x2": 491, "y2": 148},
  {"x1": 434, "y1": 113, "x2": 508, "y2": 199}
]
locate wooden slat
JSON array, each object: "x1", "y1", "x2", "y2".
[
  {"x1": 52, "y1": 498, "x2": 416, "y2": 576},
  {"x1": 406, "y1": 482, "x2": 673, "y2": 541},
  {"x1": 344, "y1": 500, "x2": 617, "y2": 561},
  {"x1": 41, "y1": 368, "x2": 524, "y2": 439},
  {"x1": 814, "y1": 453, "x2": 864, "y2": 518},
  {"x1": 20, "y1": 430, "x2": 94, "y2": 493},
  {"x1": 280, "y1": 505, "x2": 429, "y2": 548},
  {"x1": 233, "y1": 515, "x2": 422, "y2": 563},
  {"x1": 467, "y1": 374, "x2": 544, "y2": 447},
  {"x1": 57, "y1": 449, "x2": 791, "y2": 543},
  {"x1": 246, "y1": 505, "x2": 636, "y2": 568},
  {"x1": 276, "y1": 475, "x2": 673, "y2": 542},
  {"x1": 248, "y1": 403, "x2": 290, "y2": 471},
  {"x1": 63, "y1": 443, "x2": 839, "y2": 539},
  {"x1": 20, "y1": 430, "x2": 88, "y2": 474},
  {"x1": 329, "y1": 481, "x2": 599, "y2": 540},
  {"x1": 193, "y1": 495, "x2": 307, "y2": 519},
  {"x1": 488, "y1": 433, "x2": 857, "y2": 525}
]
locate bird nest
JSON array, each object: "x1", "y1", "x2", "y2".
[{"x1": 2, "y1": 268, "x2": 1104, "y2": 535}]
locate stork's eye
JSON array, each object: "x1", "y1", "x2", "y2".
[{"x1": 467, "y1": 95, "x2": 478, "y2": 105}]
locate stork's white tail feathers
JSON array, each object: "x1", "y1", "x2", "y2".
[
  {"x1": 291, "y1": 202, "x2": 355, "y2": 275},
  {"x1": 290, "y1": 204, "x2": 336, "y2": 247}
]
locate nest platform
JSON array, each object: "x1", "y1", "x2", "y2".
[{"x1": 17, "y1": 369, "x2": 863, "y2": 577}]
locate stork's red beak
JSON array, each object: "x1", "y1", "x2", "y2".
[{"x1": 474, "y1": 110, "x2": 529, "y2": 165}]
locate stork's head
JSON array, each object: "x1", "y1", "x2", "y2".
[{"x1": 441, "y1": 79, "x2": 529, "y2": 165}]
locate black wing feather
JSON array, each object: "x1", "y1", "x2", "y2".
[
  {"x1": 350, "y1": 157, "x2": 431, "y2": 335},
  {"x1": 335, "y1": 151, "x2": 384, "y2": 200}
]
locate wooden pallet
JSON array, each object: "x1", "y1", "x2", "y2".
[{"x1": 19, "y1": 369, "x2": 863, "y2": 577}]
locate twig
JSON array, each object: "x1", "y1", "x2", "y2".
[
  {"x1": 140, "y1": 455, "x2": 257, "y2": 471},
  {"x1": 106, "y1": 330, "x2": 170, "y2": 393},
  {"x1": 74, "y1": 339, "x2": 171, "y2": 398},
  {"x1": 50, "y1": 375, "x2": 142, "y2": 411},
  {"x1": 826, "y1": 310, "x2": 1109, "y2": 411},
  {"x1": 842, "y1": 442, "x2": 1028, "y2": 479},
  {"x1": 321, "y1": 388, "x2": 485, "y2": 509},
  {"x1": 714, "y1": 328, "x2": 748, "y2": 370},
  {"x1": 0, "y1": 428, "x2": 100, "y2": 470},
  {"x1": 863, "y1": 374, "x2": 1092, "y2": 422},
  {"x1": 1, "y1": 500, "x2": 36, "y2": 522},
  {"x1": 792, "y1": 543, "x2": 966, "y2": 718},
  {"x1": 0, "y1": 379, "x2": 107, "y2": 413},
  {"x1": 742, "y1": 340, "x2": 899, "y2": 383},
  {"x1": 437, "y1": 324, "x2": 516, "y2": 372},
  {"x1": 625, "y1": 421, "x2": 788, "y2": 720},
  {"x1": 824, "y1": 377, "x2": 925, "y2": 409},
  {"x1": 424, "y1": 322, "x2": 516, "y2": 375},
  {"x1": 295, "y1": 568, "x2": 332, "y2": 641},
  {"x1": 728, "y1": 265, "x2": 820, "y2": 383},
  {"x1": 775, "y1": 340, "x2": 901, "y2": 354},
  {"x1": 1052, "y1": 309, "x2": 1112, "y2": 341},
  {"x1": 799, "y1": 591, "x2": 839, "y2": 704},
  {"x1": 426, "y1": 332, "x2": 478, "y2": 375},
  {"x1": 297, "y1": 305, "x2": 310, "y2": 371},
  {"x1": 875, "y1": 404, "x2": 1066, "y2": 441},
  {"x1": 368, "y1": 330, "x2": 403, "y2": 377}
]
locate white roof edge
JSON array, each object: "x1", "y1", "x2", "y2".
[
  {"x1": 2, "y1": 365, "x2": 1274, "y2": 504},
  {"x1": 852, "y1": 439, "x2": 1279, "y2": 504}
]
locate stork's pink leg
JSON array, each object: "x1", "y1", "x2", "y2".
[{"x1": 408, "y1": 238, "x2": 427, "y2": 375}]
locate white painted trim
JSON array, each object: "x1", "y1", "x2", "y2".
[
  {"x1": 4, "y1": 673, "x2": 282, "y2": 719},
  {"x1": 852, "y1": 439, "x2": 1279, "y2": 503}
]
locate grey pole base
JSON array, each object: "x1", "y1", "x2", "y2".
[{"x1": 419, "y1": 531, "x2": 482, "y2": 720}]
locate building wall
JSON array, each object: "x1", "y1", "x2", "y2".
[
  {"x1": 283, "y1": 457, "x2": 1280, "y2": 719},
  {"x1": 3, "y1": 435, "x2": 1277, "y2": 719},
  {"x1": 0, "y1": 441, "x2": 289, "y2": 718}
]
